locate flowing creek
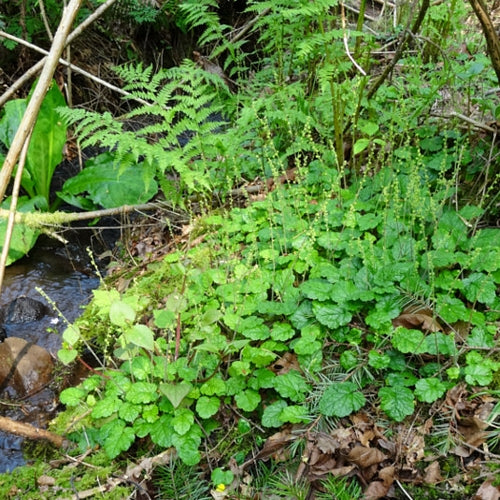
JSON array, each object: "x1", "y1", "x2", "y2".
[{"x1": 0, "y1": 233, "x2": 110, "y2": 473}]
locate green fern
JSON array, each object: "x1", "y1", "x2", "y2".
[{"x1": 58, "y1": 60, "x2": 233, "y2": 205}]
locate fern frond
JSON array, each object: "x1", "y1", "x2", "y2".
[{"x1": 61, "y1": 60, "x2": 235, "y2": 205}]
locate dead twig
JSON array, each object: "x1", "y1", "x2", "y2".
[
  {"x1": 0, "y1": 416, "x2": 68, "y2": 448},
  {"x1": 0, "y1": 0, "x2": 120, "y2": 109},
  {"x1": 0, "y1": 30, "x2": 152, "y2": 107}
]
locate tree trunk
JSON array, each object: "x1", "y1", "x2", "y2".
[{"x1": 468, "y1": 0, "x2": 500, "y2": 85}]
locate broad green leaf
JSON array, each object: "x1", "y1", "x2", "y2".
[
  {"x1": 149, "y1": 415, "x2": 173, "y2": 447},
  {"x1": 118, "y1": 402, "x2": 141, "y2": 422},
  {"x1": 101, "y1": 419, "x2": 135, "y2": 459},
  {"x1": 200, "y1": 376, "x2": 226, "y2": 396},
  {"x1": 365, "y1": 298, "x2": 400, "y2": 331},
  {"x1": 464, "y1": 364, "x2": 493, "y2": 386},
  {"x1": 27, "y1": 81, "x2": 67, "y2": 202},
  {"x1": 129, "y1": 356, "x2": 153, "y2": 380},
  {"x1": 379, "y1": 386, "x2": 414, "y2": 421},
  {"x1": 196, "y1": 396, "x2": 220, "y2": 418},
  {"x1": 319, "y1": 382, "x2": 366, "y2": 418},
  {"x1": 109, "y1": 301, "x2": 136, "y2": 327},
  {"x1": 59, "y1": 387, "x2": 86, "y2": 407},
  {"x1": 59, "y1": 152, "x2": 158, "y2": 209},
  {"x1": 154, "y1": 309, "x2": 176, "y2": 328},
  {"x1": 386, "y1": 372, "x2": 418, "y2": 387},
  {"x1": 292, "y1": 336, "x2": 322, "y2": 355},
  {"x1": 368, "y1": 350, "x2": 391, "y2": 369},
  {"x1": 58, "y1": 348, "x2": 78, "y2": 365},
  {"x1": 248, "y1": 368, "x2": 275, "y2": 390},
  {"x1": 142, "y1": 404, "x2": 159, "y2": 423},
  {"x1": 424, "y1": 332, "x2": 457, "y2": 356},
  {"x1": 467, "y1": 326, "x2": 496, "y2": 348},
  {"x1": 0, "y1": 196, "x2": 42, "y2": 265},
  {"x1": 313, "y1": 301, "x2": 352, "y2": 329},
  {"x1": 271, "y1": 322, "x2": 296, "y2": 341},
  {"x1": 234, "y1": 389, "x2": 261, "y2": 412},
  {"x1": 353, "y1": 138, "x2": 371, "y2": 155},
  {"x1": 62, "y1": 325, "x2": 81, "y2": 346},
  {"x1": 280, "y1": 405, "x2": 310, "y2": 424},
  {"x1": 462, "y1": 273, "x2": 497, "y2": 305},
  {"x1": 92, "y1": 397, "x2": 122, "y2": 418},
  {"x1": 172, "y1": 427, "x2": 202, "y2": 465},
  {"x1": 0, "y1": 98, "x2": 26, "y2": 147},
  {"x1": 172, "y1": 408, "x2": 194, "y2": 436},
  {"x1": 262, "y1": 400, "x2": 288, "y2": 427},
  {"x1": 330, "y1": 281, "x2": 361, "y2": 303},
  {"x1": 391, "y1": 328, "x2": 425, "y2": 354},
  {"x1": 414, "y1": 378, "x2": 447, "y2": 403},
  {"x1": 436, "y1": 296, "x2": 469, "y2": 323},
  {"x1": 228, "y1": 361, "x2": 251, "y2": 377},
  {"x1": 125, "y1": 324, "x2": 155, "y2": 351},
  {"x1": 126, "y1": 382, "x2": 158, "y2": 404},
  {"x1": 236, "y1": 316, "x2": 270, "y2": 340},
  {"x1": 300, "y1": 279, "x2": 333, "y2": 301},
  {"x1": 211, "y1": 468, "x2": 234, "y2": 487},
  {"x1": 241, "y1": 344, "x2": 277, "y2": 367},
  {"x1": 159, "y1": 382, "x2": 193, "y2": 409},
  {"x1": 273, "y1": 370, "x2": 310, "y2": 403}
]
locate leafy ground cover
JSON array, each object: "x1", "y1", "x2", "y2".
[{"x1": 0, "y1": 0, "x2": 500, "y2": 499}]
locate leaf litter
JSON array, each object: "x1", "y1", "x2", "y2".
[{"x1": 235, "y1": 382, "x2": 500, "y2": 499}]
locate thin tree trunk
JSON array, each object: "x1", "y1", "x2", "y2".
[{"x1": 468, "y1": 0, "x2": 500, "y2": 85}]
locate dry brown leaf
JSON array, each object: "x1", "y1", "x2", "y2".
[
  {"x1": 452, "y1": 445, "x2": 471, "y2": 458},
  {"x1": 423, "y1": 461, "x2": 442, "y2": 484},
  {"x1": 404, "y1": 432, "x2": 426, "y2": 464},
  {"x1": 315, "y1": 432, "x2": 339, "y2": 454},
  {"x1": 347, "y1": 446, "x2": 387, "y2": 468},
  {"x1": 392, "y1": 309, "x2": 442, "y2": 332},
  {"x1": 270, "y1": 352, "x2": 300, "y2": 374},
  {"x1": 364, "y1": 480, "x2": 390, "y2": 500},
  {"x1": 326, "y1": 465, "x2": 356, "y2": 477},
  {"x1": 255, "y1": 429, "x2": 294, "y2": 461},
  {"x1": 458, "y1": 416, "x2": 488, "y2": 448},
  {"x1": 474, "y1": 480, "x2": 500, "y2": 500},
  {"x1": 378, "y1": 465, "x2": 396, "y2": 487},
  {"x1": 331, "y1": 427, "x2": 356, "y2": 449}
]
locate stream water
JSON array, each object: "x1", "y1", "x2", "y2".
[{"x1": 0, "y1": 232, "x2": 110, "y2": 473}]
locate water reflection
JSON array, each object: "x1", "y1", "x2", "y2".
[{"x1": 0, "y1": 241, "x2": 101, "y2": 473}]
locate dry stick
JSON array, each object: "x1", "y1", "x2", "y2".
[
  {"x1": 0, "y1": 0, "x2": 83, "y2": 200},
  {"x1": 0, "y1": 30, "x2": 152, "y2": 106},
  {"x1": 0, "y1": 202, "x2": 171, "y2": 227},
  {"x1": 0, "y1": 0, "x2": 83, "y2": 298},
  {"x1": 0, "y1": 416, "x2": 67, "y2": 448},
  {"x1": 0, "y1": 136, "x2": 32, "y2": 293},
  {"x1": 365, "y1": 0, "x2": 430, "y2": 100},
  {"x1": 0, "y1": 0, "x2": 120, "y2": 109}
]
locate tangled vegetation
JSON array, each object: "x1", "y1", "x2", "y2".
[{"x1": 0, "y1": 0, "x2": 500, "y2": 498}]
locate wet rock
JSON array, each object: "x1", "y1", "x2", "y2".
[
  {"x1": 5, "y1": 297, "x2": 47, "y2": 323},
  {"x1": 0, "y1": 337, "x2": 54, "y2": 398}
]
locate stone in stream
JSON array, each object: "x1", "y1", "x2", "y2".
[
  {"x1": 0, "y1": 337, "x2": 54, "y2": 398},
  {"x1": 5, "y1": 297, "x2": 47, "y2": 323}
]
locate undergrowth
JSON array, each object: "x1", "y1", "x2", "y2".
[{"x1": 2, "y1": 0, "x2": 499, "y2": 498}]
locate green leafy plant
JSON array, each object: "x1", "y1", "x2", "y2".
[
  {"x1": 0, "y1": 81, "x2": 67, "y2": 206},
  {"x1": 57, "y1": 60, "x2": 233, "y2": 208},
  {"x1": 0, "y1": 80, "x2": 68, "y2": 264}
]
